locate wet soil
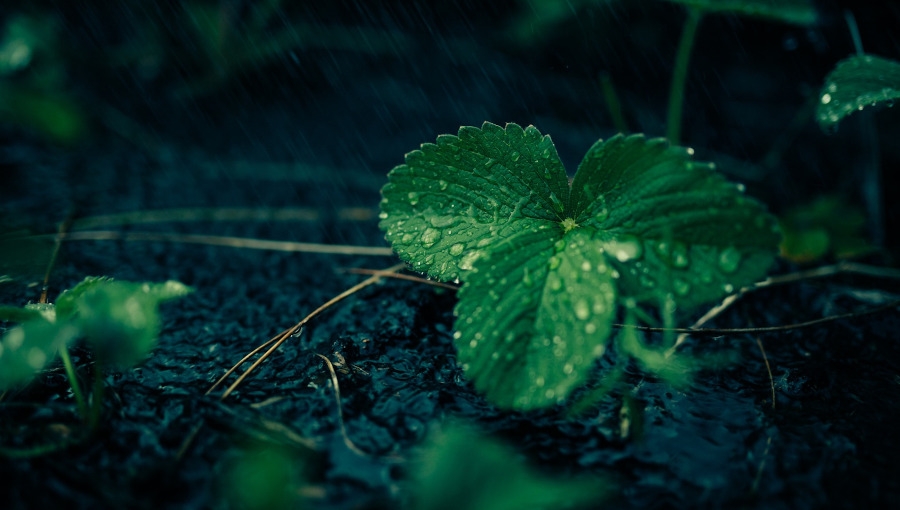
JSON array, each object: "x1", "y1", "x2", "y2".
[{"x1": 2, "y1": 1, "x2": 900, "y2": 508}]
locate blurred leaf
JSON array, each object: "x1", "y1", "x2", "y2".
[
  {"x1": 778, "y1": 226, "x2": 830, "y2": 263},
  {"x1": 817, "y1": 54, "x2": 900, "y2": 129},
  {"x1": 0, "y1": 83, "x2": 88, "y2": 145},
  {"x1": 415, "y1": 424, "x2": 607, "y2": 510},
  {"x1": 55, "y1": 276, "x2": 114, "y2": 322},
  {"x1": 221, "y1": 443, "x2": 300, "y2": 510},
  {"x1": 778, "y1": 196, "x2": 874, "y2": 263},
  {"x1": 0, "y1": 319, "x2": 78, "y2": 390},
  {"x1": 73, "y1": 280, "x2": 193, "y2": 367},
  {"x1": 506, "y1": 0, "x2": 622, "y2": 46},
  {"x1": 667, "y1": 0, "x2": 817, "y2": 25},
  {"x1": 0, "y1": 305, "x2": 49, "y2": 323},
  {"x1": 0, "y1": 13, "x2": 61, "y2": 83},
  {"x1": 23, "y1": 303, "x2": 57, "y2": 323}
]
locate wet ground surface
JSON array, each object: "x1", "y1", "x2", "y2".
[{"x1": 2, "y1": 1, "x2": 900, "y2": 508}]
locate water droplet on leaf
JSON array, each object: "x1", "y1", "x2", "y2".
[
  {"x1": 718, "y1": 246, "x2": 742, "y2": 274},
  {"x1": 421, "y1": 227, "x2": 441, "y2": 247},
  {"x1": 607, "y1": 235, "x2": 643, "y2": 262},
  {"x1": 459, "y1": 250, "x2": 482, "y2": 271},
  {"x1": 574, "y1": 299, "x2": 590, "y2": 320},
  {"x1": 548, "y1": 255, "x2": 561, "y2": 270}
]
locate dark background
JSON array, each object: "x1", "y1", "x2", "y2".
[{"x1": 2, "y1": 1, "x2": 899, "y2": 508}]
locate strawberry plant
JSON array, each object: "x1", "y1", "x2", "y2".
[
  {"x1": 0, "y1": 276, "x2": 191, "y2": 452},
  {"x1": 379, "y1": 122, "x2": 780, "y2": 410}
]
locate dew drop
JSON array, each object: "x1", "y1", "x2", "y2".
[
  {"x1": 548, "y1": 255, "x2": 561, "y2": 270},
  {"x1": 510, "y1": 151, "x2": 521, "y2": 162},
  {"x1": 429, "y1": 215, "x2": 457, "y2": 228},
  {"x1": 469, "y1": 339, "x2": 478, "y2": 349},
  {"x1": 554, "y1": 239, "x2": 566, "y2": 252},
  {"x1": 563, "y1": 363, "x2": 574, "y2": 374},
  {"x1": 544, "y1": 389, "x2": 556, "y2": 399},
  {"x1": 459, "y1": 250, "x2": 482, "y2": 271},
  {"x1": 522, "y1": 267, "x2": 534, "y2": 287},
  {"x1": 535, "y1": 377, "x2": 545, "y2": 387},
  {"x1": 607, "y1": 235, "x2": 643, "y2": 262},
  {"x1": 550, "y1": 278, "x2": 563, "y2": 291},
  {"x1": 378, "y1": 211, "x2": 388, "y2": 220},
  {"x1": 407, "y1": 192, "x2": 420, "y2": 206},
  {"x1": 574, "y1": 299, "x2": 590, "y2": 320},
  {"x1": 717, "y1": 246, "x2": 742, "y2": 274},
  {"x1": 723, "y1": 283, "x2": 735, "y2": 293},
  {"x1": 581, "y1": 261, "x2": 591, "y2": 272},
  {"x1": 673, "y1": 278, "x2": 691, "y2": 296},
  {"x1": 450, "y1": 243, "x2": 465, "y2": 256},
  {"x1": 585, "y1": 323, "x2": 597, "y2": 334},
  {"x1": 438, "y1": 180, "x2": 449, "y2": 190},
  {"x1": 421, "y1": 227, "x2": 442, "y2": 247}
]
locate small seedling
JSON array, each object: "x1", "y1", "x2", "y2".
[
  {"x1": 0, "y1": 276, "x2": 192, "y2": 449},
  {"x1": 380, "y1": 122, "x2": 780, "y2": 410}
]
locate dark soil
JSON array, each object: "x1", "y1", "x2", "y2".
[{"x1": 2, "y1": 1, "x2": 899, "y2": 508}]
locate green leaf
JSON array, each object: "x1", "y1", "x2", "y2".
[
  {"x1": 380, "y1": 123, "x2": 778, "y2": 410},
  {"x1": 456, "y1": 228, "x2": 616, "y2": 409},
  {"x1": 70, "y1": 280, "x2": 193, "y2": 367},
  {"x1": 667, "y1": 0, "x2": 817, "y2": 25},
  {"x1": 55, "y1": 276, "x2": 114, "y2": 321},
  {"x1": 570, "y1": 134, "x2": 780, "y2": 310},
  {"x1": 817, "y1": 54, "x2": 900, "y2": 129},
  {"x1": 0, "y1": 305, "x2": 50, "y2": 323},
  {"x1": 0, "y1": 319, "x2": 79, "y2": 390},
  {"x1": 415, "y1": 424, "x2": 607, "y2": 510},
  {"x1": 57, "y1": 277, "x2": 191, "y2": 322},
  {"x1": 380, "y1": 122, "x2": 569, "y2": 282}
]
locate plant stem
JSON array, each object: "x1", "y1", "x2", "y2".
[
  {"x1": 599, "y1": 72, "x2": 629, "y2": 134},
  {"x1": 58, "y1": 345, "x2": 88, "y2": 421},
  {"x1": 666, "y1": 7, "x2": 703, "y2": 144}
]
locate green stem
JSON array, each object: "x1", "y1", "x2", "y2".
[
  {"x1": 599, "y1": 72, "x2": 629, "y2": 134},
  {"x1": 88, "y1": 362, "x2": 105, "y2": 432},
  {"x1": 58, "y1": 345, "x2": 88, "y2": 421},
  {"x1": 666, "y1": 7, "x2": 703, "y2": 144}
]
